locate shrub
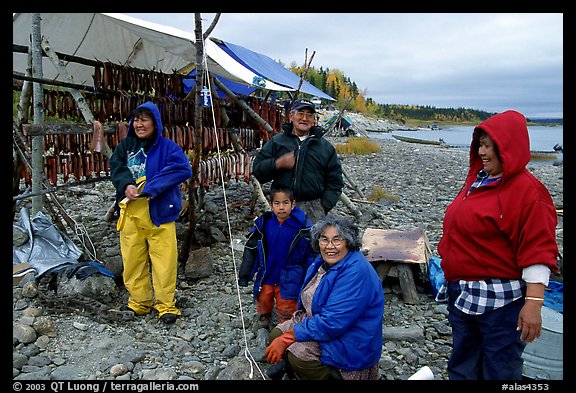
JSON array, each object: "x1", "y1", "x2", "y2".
[
  {"x1": 334, "y1": 137, "x2": 381, "y2": 155},
  {"x1": 367, "y1": 185, "x2": 399, "y2": 203}
]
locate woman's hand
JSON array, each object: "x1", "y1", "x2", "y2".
[
  {"x1": 517, "y1": 300, "x2": 543, "y2": 343},
  {"x1": 124, "y1": 184, "x2": 140, "y2": 201},
  {"x1": 265, "y1": 330, "x2": 296, "y2": 364}
]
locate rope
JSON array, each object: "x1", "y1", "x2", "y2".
[{"x1": 201, "y1": 39, "x2": 266, "y2": 380}]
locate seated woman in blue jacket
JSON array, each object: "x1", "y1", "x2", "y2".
[{"x1": 265, "y1": 215, "x2": 385, "y2": 380}]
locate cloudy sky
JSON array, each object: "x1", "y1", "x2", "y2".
[{"x1": 124, "y1": 13, "x2": 563, "y2": 119}]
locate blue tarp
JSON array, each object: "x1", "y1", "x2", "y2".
[
  {"x1": 214, "y1": 39, "x2": 335, "y2": 101},
  {"x1": 427, "y1": 256, "x2": 563, "y2": 313},
  {"x1": 182, "y1": 69, "x2": 256, "y2": 98},
  {"x1": 428, "y1": 256, "x2": 444, "y2": 298},
  {"x1": 544, "y1": 281, "x2": 563, "y2": 314}
]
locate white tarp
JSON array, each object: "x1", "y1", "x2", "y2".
[
  {"x1": 13, "y1": 13, "x2": 227, "y2": 85},
  {"x1": 12, "y1": 13, "x2": 329, "y2": 97}
]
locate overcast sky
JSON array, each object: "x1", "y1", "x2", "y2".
[{"x1": 124, "y1": 13, "x2": 563, "y2": 119}]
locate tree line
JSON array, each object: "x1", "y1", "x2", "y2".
[{"x1": 287, "y1": 63, "x2": 495, "y2": 124}]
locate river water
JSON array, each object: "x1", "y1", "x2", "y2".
[{"x1": 368, "y1": 125, "x2": 563, "y2": 152}]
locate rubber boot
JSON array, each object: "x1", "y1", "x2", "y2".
[{"x1": 266, "y1": 359, "x2": 287, "y2": 380}]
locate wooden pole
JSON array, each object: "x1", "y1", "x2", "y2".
[
  {"x1": 287, "y1": 49, "x2": 315, "y2": 111},
  {"x1": 13, "y1": 43, "x2": 34, "y2": 218},
  {"x1": 339, "y1": 192, "x2": 362, "y2": 218},
  {"x1": 178, "y1": 13, "x2": 206, "y2": 263},
  {"x1": 212, "y1": 76, "x2": 274, "y2": 134},
  {"x1": 30, "y1": 13, "x2": 44, "y2": 216}
]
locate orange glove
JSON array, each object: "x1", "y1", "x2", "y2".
[{"x1": 264, "y1": 329, "x2": 296, "y2": 364}]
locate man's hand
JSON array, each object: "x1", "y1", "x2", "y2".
[{"x1": 275, "y1": 151, "x2": 296, "y2": 170}]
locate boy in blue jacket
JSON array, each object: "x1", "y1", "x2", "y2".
[
  {"x1": 239, "y1": 187, "x2": 316, "y2": 327},
  {"x1": 109, "y1": 101, "x2": 192, "y2": 324}
]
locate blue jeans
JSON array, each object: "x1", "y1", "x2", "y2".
[{"x1": 446, "y1": 281, "x2": 526, "y2": 380}]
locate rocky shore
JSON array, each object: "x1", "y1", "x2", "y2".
[{"x1": 12, "y1": 132, "x2": 563, "y2": 382}]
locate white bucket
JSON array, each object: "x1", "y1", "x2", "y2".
[
  {"x1": 408, "y1": 366, "x2": 434, "y2": 380},
  {"x1": 522, "y1": 306, "x2": 563, "y2": 380}
]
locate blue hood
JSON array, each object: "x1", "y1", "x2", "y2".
[{"x1": 128, "y1": 101, "x2": 163, "y2": 144}]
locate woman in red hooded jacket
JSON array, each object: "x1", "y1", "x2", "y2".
[{"x1": 436, "y1": 110, "x2": 559, "y2": 380}]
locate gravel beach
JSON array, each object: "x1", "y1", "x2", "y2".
[{"x1": 12, "y1": 126, "x2": 564, "y2": 382}]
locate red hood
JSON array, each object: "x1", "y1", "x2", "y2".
[{"x1": 468, "y1": 110, "x2": 530, "y2": 180}]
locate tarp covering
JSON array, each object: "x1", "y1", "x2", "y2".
[
  {"x1": 182, "y1": 69, "x2": 257, "y2": 98},
  {"x1": 427, "y1": 256, "x2": 563, "y2": 314},
  {"x1": 210, "y1": 38, "x2": 335, "y2": 101},
  {"x1": 13, "y1": 13, "x2": 333, "y2": 100},
  {"x1": 13, "y1": 13, "x2": 199, "y2": 85},
  {"x1": 323, "y1": 114, "x2": 353, "y2": 129},
  {"x1": 13, "y1": 208, "x2": 83, "y2": 278}
]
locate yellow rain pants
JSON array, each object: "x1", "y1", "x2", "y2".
[{"x1": 117, "y1": 178, "x2": 180, "y2": 318}]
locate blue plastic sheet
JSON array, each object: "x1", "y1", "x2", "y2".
[
  {"x1": 427, "y1": 256, "x2": 564, "y2": 314},
  {"x1": 544, "y1": 281, "x2": 563, "y2": 314},
  {"x1": 427, "y1": 256, "x2": 444, "y2": 298}
]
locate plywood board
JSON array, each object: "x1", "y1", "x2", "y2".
[{"x1": 362, "y1": 227, "x2": 430, "y2": 264}]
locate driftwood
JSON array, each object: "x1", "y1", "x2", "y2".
[
  {"x1": 209, "y1": 75, "x2": 230, "y2": 128},
  {"x1": 342, "y1": 167, "x2": 365, "y2": 200},
  {"x1": 14, "y1": 73, "x2": 95, "y2": 93},
  {"x1": 250, "y1": 175, "x2": 270, "y2": 211},
  {"x1": 349, "y1": 198, "x2": 378, "y2": 205},
  {"x1": 339, "y1": 192, "x2": 362, "y2": 218}
]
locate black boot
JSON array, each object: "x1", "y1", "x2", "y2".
[{"x1": 266, "y1": 360, "x2": 287, "y2": 380}]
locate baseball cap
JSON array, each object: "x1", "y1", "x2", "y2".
[{"x1": 291, "y1": 98, "x2": 316, "y2": 113}]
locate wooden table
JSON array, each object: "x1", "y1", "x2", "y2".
[{"x1": 362, "y1": 227, "x2": 431, "y2": 305}]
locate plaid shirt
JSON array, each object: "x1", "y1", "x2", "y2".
[{"x1": 435, "y1": 279, "x2": 524, "y2": 315}]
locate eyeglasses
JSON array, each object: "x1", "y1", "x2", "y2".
[
  {"x1": 294, "y1": 110, "x2": 315, "y2": 119},
  {"x1": 318, "y1": 236, "x2": 344, "y2": 247}
]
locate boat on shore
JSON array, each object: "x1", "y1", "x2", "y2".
[
  {"x1": 366, "y1": 128, "x2": 392, "y2": 133},
  {"x1": 392, "y1": 134, "x2": 447, "y2": 146}
]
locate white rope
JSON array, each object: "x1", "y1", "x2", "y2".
[{"x1": 200, "y1": 38, "x2": 266, "y2": 380}]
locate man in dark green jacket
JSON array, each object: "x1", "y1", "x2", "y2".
[{"x1": 252, "y1": 98, "x2": 344, "y2": 222}]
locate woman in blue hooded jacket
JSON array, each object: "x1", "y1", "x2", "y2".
[
  {"x1": 264, "y1": 215, "x2": 384, "y2": 380},
  {"x1": 109, "y1": 101, "x2": 192, "y2": 324}
]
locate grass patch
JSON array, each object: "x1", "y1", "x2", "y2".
[
  {"x1": 367, "y1": 185, "x2": 399, "y2": 203},
  {"x1": 334, "y1": 137, "x2": 381, "y2": 155},
  {"x1": 530, "y1": 152, "x2": 558, "y2": 161}
]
